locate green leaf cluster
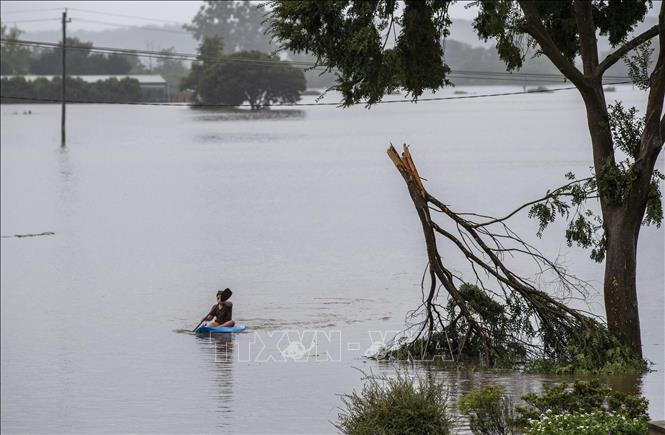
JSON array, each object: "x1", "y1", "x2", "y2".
[
  {"x1": 458, "y1": 381, "x2": 649, "y2": 435},
  {"x1": 389, "y1": 282, "x2": 646, "y2": 374},
  {"x1": 624, "y1": 39, "x2": 654, "y2": 91},
  {"x1": 268, "y1": 1, "x2": 451, "y2": 105},
  {"x1": 336, "y1": 371, "x2": 451, "y2": 435},
  {"x1": 516, "y1": 380, "x2": 649, "y2": 426},
  {"x1": 524, "y1": 410, "x2": 648, "y2": 435},
  {"x1": 458, "y1": 386, "x2": 516, "y2": 435},
  {"x1": 527, "y1": 101, "x2": 663, "y2": 262},
  {"x1": 473, "y1": 1, "x2": 651, "y2": 68},
  {"x1": 526, "y1": 323, "x2": 648, "y2": 375}
]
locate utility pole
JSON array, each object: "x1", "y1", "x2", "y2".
[{"x1": 61, "y1": 9, "x2": 70, "y2": 147}]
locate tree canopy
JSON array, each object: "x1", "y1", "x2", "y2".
[
  {"x1": 185, "y1": 0, "x2": 273, "y2": 53},
  {"x1": 268, "y1": 1, "x2": 658, "y2": 104},
  {"x1": 185, "y1": 38, "x2": 306, "y2": 109},
  {"x1": 28, "y1": 37, "x2": 135, "y2": 75},
  {"x1": 1, "y1": 24, "x2": 31, "y2": 75},
  {"x1": 269, "y1": 0, "x2": 664, "y2": 358}
]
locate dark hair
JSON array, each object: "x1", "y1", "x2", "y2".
[{"x1": 216, "y1": 288, "x2": 232, "y2": 301}]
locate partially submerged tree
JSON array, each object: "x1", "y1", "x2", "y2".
[
  {"x1": 269, "y1": 1, "x2": 664, "y2": 357},
  {"x1": 184, "y1": 38, "x2": 306, "y2": 109}
]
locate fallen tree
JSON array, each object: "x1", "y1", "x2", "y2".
[{"x1": 387, "y1": 144, "x2": 646, "y2": 373}]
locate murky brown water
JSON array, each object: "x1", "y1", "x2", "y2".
[{"x1": 2, "y1": 86, "x2": 663, "y2": 433}]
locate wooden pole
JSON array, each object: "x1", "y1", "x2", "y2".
[{"x1": 61, "y1": 10, "x2": 68, "y2": 147}]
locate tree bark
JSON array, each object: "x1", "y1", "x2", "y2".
[
  {"x1": 603, "y1": 213, "x2": 642, "y2": 355},
  {"x1": 519, "y1": 1, "x2": 665, "y2": 358}
]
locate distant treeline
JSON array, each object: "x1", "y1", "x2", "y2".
[
  {"x1": 1, "y1": 25, "x2": 189, "y2": 92},
  {"x1": 1, "y1": 76, "x2": 142, "y2": 104}
]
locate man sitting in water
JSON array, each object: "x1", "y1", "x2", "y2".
[{"x1": 203, "y1": 288, "x2": 235, "y2": 327}]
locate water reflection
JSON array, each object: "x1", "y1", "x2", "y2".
[
  {"x1": 191, "y1": 107, "x2": 305, "y2": 122},
  {"x1": 57, "y1": 146, "x2": 74, "y2": 204},
  {"x1": 194, "y1": 333, "x2": 235, "y2": 429}
]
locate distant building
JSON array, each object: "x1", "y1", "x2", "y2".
[{"x1": 1, "y1": 74, "x2": 169, "y2": 102}]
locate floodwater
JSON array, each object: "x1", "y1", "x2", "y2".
[{"x1": 1, "y1": 85, "x2": 663, "y2": 433}]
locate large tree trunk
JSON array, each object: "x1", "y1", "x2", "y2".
[
  {"x1": 578, "y1": 86, "x2": 645, "y2": 357},
  {"x1": 603, "y1": 212, "x2": 642, "y2": 356},
  {"x1": 520, "y1": 0, "x2": 664, "y2": 359}
]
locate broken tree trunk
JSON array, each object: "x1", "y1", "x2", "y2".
[{"x1": 387, "y1": 144, "x2": 643, "y2": 370}]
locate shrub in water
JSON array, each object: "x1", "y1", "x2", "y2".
[
  {"x1": 517, "y1": 380, "x2": 649, "y2": 434},
  {"x1": 336, "y1": 371, "x2": 451, "y2": 435},
  {"x1": 458, "y1": 385, "x2": 515, "y2": 434},
  {"x1": 516, "y1": 380, "x2": 649, "y2": 424},
  {"x1": 524, "y1": 409, "x2": 648, "y2": 434}
]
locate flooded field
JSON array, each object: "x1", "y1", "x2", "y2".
[{"x1": 2, "y1": 86, "x2": 663, "y2": 433}]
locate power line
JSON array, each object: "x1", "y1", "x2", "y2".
[
  {"x1": 0, "y1": 82, "x2": 632, "y2": 107},
  {"x1": 0, "y1": 8, "x2": 64, "y2": 16},
  {"x1": 0, "y1": 38, "x2": 634, "y2": 81},
  {"x1": 0, "y1": 18, "x2": 61, "y2": 24},
  {"x1": 67, "y1": 7, "x2": 187, "y2": 26},
  {"x1": 70, "y1": 18, "x2": 192, "y2": 35}
]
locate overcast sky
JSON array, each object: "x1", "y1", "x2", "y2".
[
  {"x1": 2, "y1": 1, "x2": 482, "y2": 32},
  {"x1": 1, "y1": 1, "x2": 659, "y2": 33}
]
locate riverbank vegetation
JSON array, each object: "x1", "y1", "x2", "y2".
[
  {"x1": 336, "y1": 371, "x2": 451, "y2": 435},
  {"x1": 459, "y1": 381, "x2": 649, "y2": 434},
  {"x1": 337, "y1": 374, "x2": 649, "y2": 434}
]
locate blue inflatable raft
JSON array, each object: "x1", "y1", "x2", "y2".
[{"x1": 195, "y1": 324, "x2": 246, "y2": 334}]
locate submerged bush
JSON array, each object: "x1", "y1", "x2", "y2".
[
  {"x1": 336, "y1": 371, "x2": 451, "y2": 435},
  {"x1": 458, "y1": 386, "x2": 515, "y2": 435}
]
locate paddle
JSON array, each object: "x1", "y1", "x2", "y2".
[
  {"x1": 193, "y1": 288, "x2": 233, "y2": 332},
  {"x1": 192, "y1": 318, "x2": 206, "y2": 333}
]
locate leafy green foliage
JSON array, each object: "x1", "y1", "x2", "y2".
[
  {"x1": 609, "y1": 102, "x2": 643, "y2": 160},
  {"x1": 268, "y1": 0, "x2": 451, "y2": 105},
  {"x1": 527, "y1": 101, "x2": 663, "y2": 261},
  {"x1": 389, "y1": 283, "x2": 646, "y2": 374},
  {"x1": 458, "y1": 386, "x2": 515, "y2": 435},
  {"x1": 524, "y1": 410, "x2": 648, "y2": 435},
  {"x1": 524, "y1": 325, "x2": 648, "y2": 375},
  {"x1": 184, "y1": 38, "x2": 306, "y2": 109},
  {"x1": 516, "y1": 380, "x2": 649, "y2": 427},
  {"x1": 473, "y1": 1, "x2": 651, "y2": 68},
  {"x1": 459, "y1": 382, "x2": 649, "y2": 435},
  {"x1": 336, "y1": 371, "x2": 451, "y2": 435},
  {"x1": 624, "y1": 39, "x2": 654, "y2": 90}
]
